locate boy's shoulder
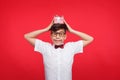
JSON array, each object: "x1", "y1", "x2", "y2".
[
  {"x1": 35, "y1": 39, "x2": 52, "y2": 46},
  {"x1": 65, "y1": 40, "x2": 82, "y2": 44}
]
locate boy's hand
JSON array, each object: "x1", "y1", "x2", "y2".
[
  {"x1": 45, "y1": 19, "x2": 54, "y2": 31},
  {"x1": 63, "y1": 19, "x2": 73, "y2": 32}
]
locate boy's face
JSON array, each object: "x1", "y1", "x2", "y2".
[{"x1": 51, "y1": 29, "x2": 66, "y2": 45}]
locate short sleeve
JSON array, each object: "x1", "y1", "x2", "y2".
[
  {"x1": 34, "y1": 39, "x2": 50, "y2": 54},
  {"x1": 71, "y1": 40, "x2": 83, "y2": 54}
]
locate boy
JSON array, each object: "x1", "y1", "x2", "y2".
[{"x1": 24, "y1": 16, "x2": 94, "y2": 80}]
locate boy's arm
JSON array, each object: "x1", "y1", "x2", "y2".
[
  {"x1": 64, "y1": 20, "x2": 94, "y2": 47},
  {"x1": 24, "y1": 21, "x2": 53, "y2": 46}
]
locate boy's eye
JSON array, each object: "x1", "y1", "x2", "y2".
[{"x1": 52, "y1": 32, "x2": 65, "y2": 37}]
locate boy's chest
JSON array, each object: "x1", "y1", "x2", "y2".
[{"x1": 43, "y1": 48, "x2": 74, "y2": 66}]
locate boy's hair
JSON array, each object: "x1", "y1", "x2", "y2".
[{"x1": 50, "y1": 23, "x2": 68, "y2": 33}]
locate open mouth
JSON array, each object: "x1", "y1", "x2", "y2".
[
  {"x1": 53, "y1": 39, "x2": 63, "y2": 45},
  {"x1": 54, "y1": 40, "x2": 61, "y2": 42},
  {"x1": 54, "y1": 39, "x2": 62, "y2": 43}
]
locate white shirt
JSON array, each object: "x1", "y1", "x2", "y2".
[{"x1": 34, "y1": 39, "x2": 83, "y2": 80}]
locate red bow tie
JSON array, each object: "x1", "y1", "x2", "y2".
[{"x1": 54, "y1": 44, "x2": 64, "y2": 49}]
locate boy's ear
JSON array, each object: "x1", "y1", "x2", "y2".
[
  {"x1": 64, "y1": 34, "x2": 67, "y2": 40},
  {"x1": 50, "y1": 33, "x2": 53, "y2": 38}
]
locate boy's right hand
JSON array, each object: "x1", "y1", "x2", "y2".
[{"x1": 46, "y1": 19, "x2": 54, "y2": 31}]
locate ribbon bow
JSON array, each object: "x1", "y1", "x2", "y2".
[{"x1": 54, "y1": 44, "x2": 64, "y2": 49}]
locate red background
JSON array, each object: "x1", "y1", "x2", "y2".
[{"x1": 0, "y1": 0, "x2": 120, "y2": 80}]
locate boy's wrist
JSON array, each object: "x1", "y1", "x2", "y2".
[
  {"x1": 44, "y1": 27, "x2": 50, "y2": 32},
  {"x1": 69, "y1": 28, "x2": 74, "y2": 33}
]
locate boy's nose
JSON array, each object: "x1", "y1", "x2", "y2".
[{"x1": 56, "y1": 34, "x2": 60, "y2": 38}]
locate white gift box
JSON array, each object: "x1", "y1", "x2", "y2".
[{"x1": 53, "y1": 16, "x2": 64, "y2": 24}]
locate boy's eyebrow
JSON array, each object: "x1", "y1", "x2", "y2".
[
  {"x1": 55, "y1": 31, "x2": 65, "y2": 33},
  {"x1": 52, "y1": 30, "x2": 65, "y2": 32}
]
